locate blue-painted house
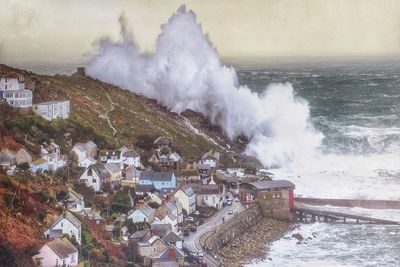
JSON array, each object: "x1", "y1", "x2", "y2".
[{"x1": 138, "y1": 171, "x2": 176, "y2": 190}]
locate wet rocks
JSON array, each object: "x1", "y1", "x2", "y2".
[{"x1": 218, "y1": 218, "x2": 292, "y2": 267}]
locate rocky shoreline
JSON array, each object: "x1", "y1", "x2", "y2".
[{"x1": 218, "y1": 217, "x2": 293, "y2": 267}]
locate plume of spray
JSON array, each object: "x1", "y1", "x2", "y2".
[{"x1": 86, "y1": 5, "x2": 323, "y2": 168}]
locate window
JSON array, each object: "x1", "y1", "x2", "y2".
[
  {"x1": 71, "y1": 253, "x2": 76, "y2": 262},
  {"x1": 92, "y1": 178, "x2": 96, "y2": 183},
  {"x1": 61, "y1": 222, "x2": 63, "y2": 227}
]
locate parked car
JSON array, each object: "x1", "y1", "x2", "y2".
[
  {"x1": 185, "y1": 216, "x2": 195, "y2": 222},
  {"x1": 235, "y1": 197, "x2": 239, "y2": 202},
  {"x1": 228, "y1": 209, "x2": 233, "y2": 215},
  {"x1": 183, "y1": 229, "x2": 190, "y2": 236},
  {"x1": 197, "y1": 251, "x2": 204, "y2": 257},
  {"x1": 226, "y1": 200, "x2": 233, "y2": 206},
  {"x1": 190, "y1": 226, "x2": 197, "y2": 232},
  {"x1": 193, "y1": 210, "x2": 200, "y2": 216}
]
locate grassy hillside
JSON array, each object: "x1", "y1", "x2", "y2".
[{"x1": 33, "y1": 73, "x2": 221, "y2": 161}]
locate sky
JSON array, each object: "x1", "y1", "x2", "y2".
[{"x1": 1, "y1": 0, "x2": 400, "y2": 64}]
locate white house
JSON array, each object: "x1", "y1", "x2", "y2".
[
  {"x1": 42, "y1": 153, "x2": 66, "y2": 171},
  {"x1": 79, "y1": 164, "x2": 111, "y2": 192},
  {"x1": 71, "y1": 141, "x2": 97, "y2": 167},
  {"x1": 44, "y1": 211, "x2": 82, "y2": 245},
  {"x1": 0, "y1": 149, "x2": 16, "y2": 169},
  {"x1": 165, "y1": 199, "x2": 184, "y2": 224},
  {"x1": 32, "y1": 238, "x2": 78, "y2": 267},
  {"x1": 152, "y1": 205, "x2": 179, "y2": 234},
  {"x1": 0, "y1": 74, "x2": 32, "y2": 108},
  {"x1": 30, "y1": 158, "x2": 49, "y2": 173},
  {"x1": 120, "y1": 146, "x2": 141, "y2": 168},
  {"x1": 173, "y1": 185, "x2": 196, "y2": 214},
  {"x1": 16, "y1": 148, "x2": 32, "y2": 165},
  {"x1": 33, "y1": 100, "x2": 70, "y2": 121},
  {"x1": 192, "y1": 184, "x2": 224, "y2": 209},
  {"x1": 127, "y1": 204, "x2": 155, "y2": 223},
  {"x1": 200, "y1": 149, "x2": 220, "y2": 169},
  {"x1": 66, "y1": 188, "x2": 85, "y2": 213}
]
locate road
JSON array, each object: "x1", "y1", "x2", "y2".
[{"x1": 183, "y1": 198, "x2": 245, "y2": 266}]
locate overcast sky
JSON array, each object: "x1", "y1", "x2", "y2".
[{"x1": 1, "y1": 0, "x2": 400, "y2": 64}]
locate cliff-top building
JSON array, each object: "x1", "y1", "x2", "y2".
[{"x1": 0, "y1": 73, "x2": 32, "y2": 108}]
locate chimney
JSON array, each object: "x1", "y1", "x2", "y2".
[
  {"x1": 168, "y1": 246, "x2": 175, "y2": 258},
  {"x1": 150, "y1": 229, "x2": 155, "y2": 237}
]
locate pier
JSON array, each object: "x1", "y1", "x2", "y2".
[{"x1": 292, "y1": 207, "x2": 400, "y2": 225}]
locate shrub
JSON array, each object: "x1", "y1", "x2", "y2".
[
  {"x1": 110, "y1": 189, "x2": 131, "y2": 214},
  {"x1": 35, "y1": 190, "x2": 51, "y2": 203},
  {"x1": 148, "y1": 201, "x2": 160, "y2": 209},
  {"x1": 1, "y1": 177, "x2": 12, "y2": 188},
  {"x1": 0, "y1": 244, "x2": 17, "y2": 267}
]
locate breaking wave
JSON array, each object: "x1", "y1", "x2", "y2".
[{"x1": 86, "y1": 5, "x2": 323, "y2": 168}]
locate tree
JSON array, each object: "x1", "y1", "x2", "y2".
[
  {"x1": 16, "y1": 162, "x2": 30, "y2": 171},
  {"x1": 111, "y1": 189, "x2": 131, "y2": 214},
  {"x1": 0, "y1": 244, "x2": 17, "y2": 267}
]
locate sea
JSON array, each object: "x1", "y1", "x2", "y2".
[
  {"x1": 236, "y1": 59, "x2": 400, "y2": 267},
  {"x1": 18, "y1": 58, "x2": 400, "y2": 266}
]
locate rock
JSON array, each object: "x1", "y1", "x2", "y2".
[{"x1": 292, "y1": 233, "x2": 304, "y2": 241}]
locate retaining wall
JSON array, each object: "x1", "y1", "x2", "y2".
[{"x1": 202, "y1": 204, "x2": 263, "y2": 257}]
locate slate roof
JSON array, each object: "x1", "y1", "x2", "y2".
[
  {"x1": 91, "y1": 164, "x2": 111, "y2": 179},
  {"x1": 135, "y1": 184, "x2": 156, "y2": 193},
  {"x1": 201, "y1": 149, "x2": 220, "y2": 161},
  {"x1": 241, "y1": 180, "x2": 295, "y2": 190},
  {"x1": 86, "y1": 141, "x2": 97, "y2": 149},
  {"x1": 68, "y1": 188, "x2": 83, "y2": 202},
  {"x1": 155, "y1": 244, "x2": 184, "y2": 260},
  {"x1": 130, "y1": 230, "x2": 151, "y2": 241},
  {"x1": 139, "y1": 171, "x2": 175, "y2": 182},
  {"x1": 151, "y1": 224, "x2": 172, "y2": 237},
  {"x1": 122, "y1": 149, "x2": 139, "y2": 158},
  {"x1": 162, "y1": 230, "x2": 181, "y2": 243},
  {"x1": 154, "y1": 136, "x2": 172, "y2": 146},
  {"x1": 191, "y1": 184, "x2": 220, "y2": 195},
  {"x1": 49, "y1": 211, "x2": 82, "y2": 230},
  {"x1": 176, "y1": 185, "x2": 195, "y2": 198},
  {"x1": 104, "y1": 162, "x2": 120, "y2": 174},
  {"x1": 46, "y1": 238, "x2": 77, "y2": 258}
]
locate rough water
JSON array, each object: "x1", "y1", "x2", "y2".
[{"x1": 238, "y1": 59, "x2": 400, "y2": 267}]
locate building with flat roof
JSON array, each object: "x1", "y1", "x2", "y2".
[{"x1": 33, "y1": 100, "x2": 70, "y2": 121}]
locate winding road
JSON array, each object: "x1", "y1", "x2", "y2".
[{"x1": 183, "y1": 199, "x2": 245, "y2": 266}]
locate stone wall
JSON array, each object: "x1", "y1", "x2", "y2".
[{"x1": 201, "y1": 204, "x2": 263, "y2": 256}]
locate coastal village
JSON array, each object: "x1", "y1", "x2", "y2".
[{"x1": 0, "y1": 69, "x2": 296, "y2": 267}]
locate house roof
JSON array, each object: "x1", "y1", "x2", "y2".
[
  {"x1": 155, "y1": 244, "x2": 184, "y2": 260},
  {"x1": 154, "y1": 136, "x2": 172, "y2": 146},
  {"x1": 17, "y1": 148, "x2": 31, "y2": 159},
  {"x1": 241, "y1": 180, "x2": 295, "y2": 190},
  {"x1": 176, "y1": 185, "x2": 195, "y2": 198},
  {"x1": 49, "y1": 211, "x2": 81, "y2": 231},
  {"x1": 68, "y1": 188, "x2": 83, "y2": 201},
  {"x1": 201, "y1": 149, "x2": 220, "y2": 161},
  {"x1": 141, "y1": 204, "x2": 156, "y2": 217},
  {"x1": 135, "y1": 184, "x2": 155, "y2": 193},
  {"x1": 191, "y1": 184, "x2": 221, "y2": 195},
  {"x1": 46, "y1": 238, "x2": 77, "y2": 259},
  {"x1": 154, "y1": 205, "x2": 175, "y2": 220},
  {"x1": 162, "y1": 230, "x2": 181, "y2": 243},
  {"x1": 91, "y1": 164, "x2": 111, "y2": 179},
  {"x1": 35, "y1": 100, "x2": 69, "y2": 106},
  {"x1": 122, "y1": 149, "x2": 139, "y2": 158},
  {"x1": 0, "y1": 149, "x2": 16, "y2": 159},
  {"x1": 86, "y1": 141, "x2": 97, "y2": 149},
  {"x1": 130, "y1": 230, "x2": 150, "y2": 241},
  {"x1": 139, "y1": 171, "x2": 175, "y2": 182},
  {"x1": 73, "y1": 143, "x2": 86, "y2": 153},
  {"x1": 104, "y1": 163, "x2": 120, "y2": 174},
  {"x1": 151, "y1": 224, "x2": 172, "y2": 236}
]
